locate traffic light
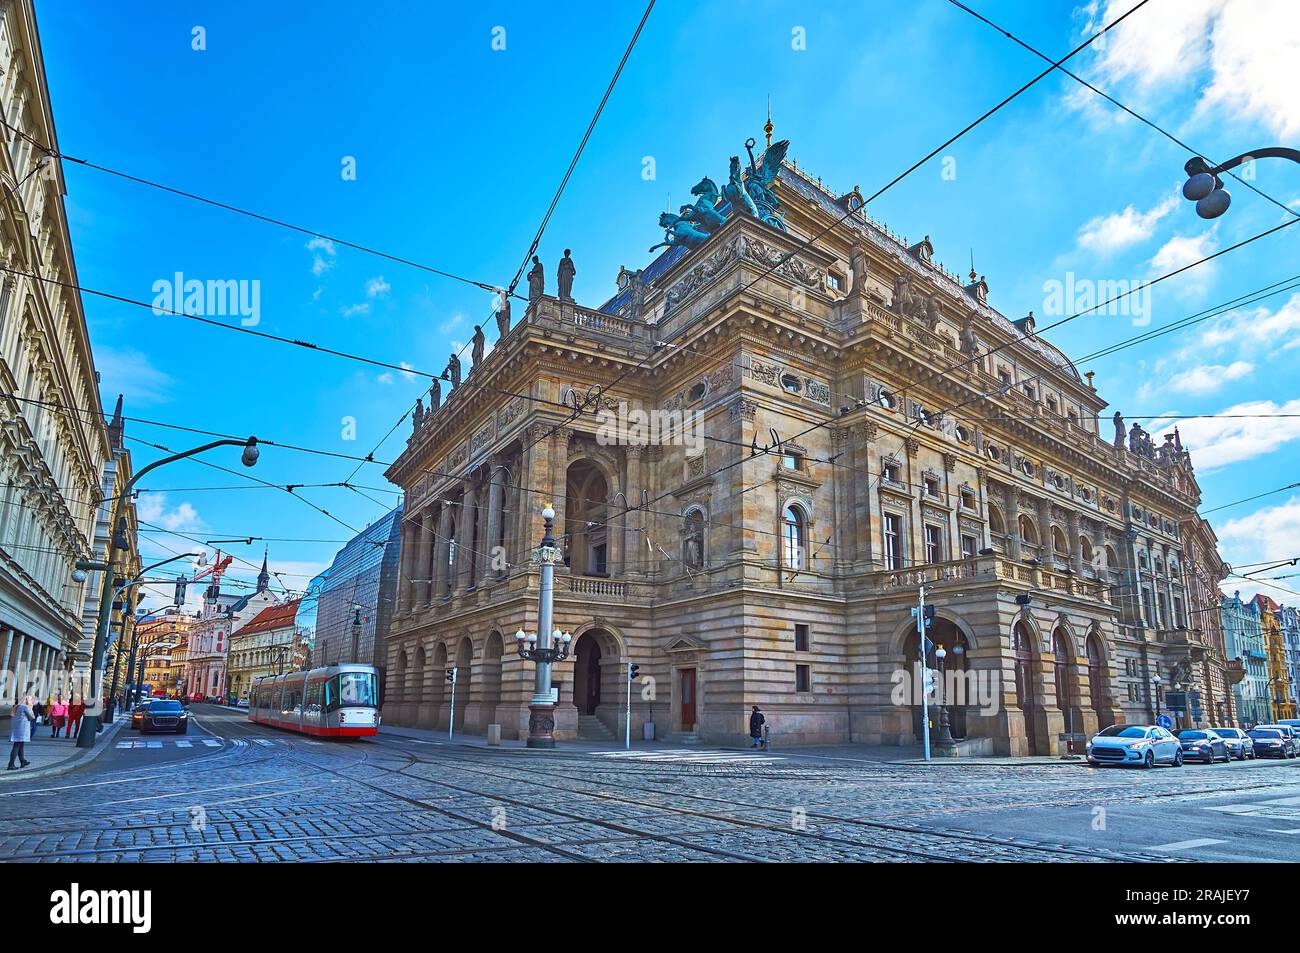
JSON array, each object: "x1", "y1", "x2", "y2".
[
  {"x1": 922, "y1": 605, "x2": 936, "y2": 629},
  {"x1": 174, "y1": 574, "x2": 188, "y2": 607},
  {"x1": 628, "y1": 662, "x2": 640, "y2": 680},
  {"x1": 446, "y1": 667, "x2": 458, "y2": 685},
  {"x1": 922, "y1": 667, "x2": 937, "y2": 695}
]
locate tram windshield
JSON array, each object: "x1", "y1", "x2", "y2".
[{"x1": 329, "y1": 672, "x2": 377, "y2": 709}]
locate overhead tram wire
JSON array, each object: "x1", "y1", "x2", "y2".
[
  {"x1": 0, "y1": 116, "x2": 521, "y2": 301},
  {"x1": 944, "y1": 0, "x2": 1300, "y2": 222}
]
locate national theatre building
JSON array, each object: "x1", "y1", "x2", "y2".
[{"x1": 383, "y1": 133, "x2": 1232, "y2": 755}]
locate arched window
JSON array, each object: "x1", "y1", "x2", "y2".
[
  {"x1": 1086, "y1": 635, "x2": 1105, "y2": 715},
  {"x1": 1052, "y1": 526, "x2": 1068, "y2": 555},
  {"x1": 1013, "y1": 622, "x2": 1036, "y2": 713},
  {"x1": 1080, "y1": 536, "x2": 1094, "y2": 566},
  {"x1": 1018, "y1": 514, "x2": 1039, "y2": 546},
  {"x1": 1104, "y1": 545, "x2": 1119, "y2": 574},
  {"x1": 1053, "y1": 630, "x2": 1071, "y2": 710},
  {"x1": 782, "y1": 503, "x2": 807, "y2": 570}
]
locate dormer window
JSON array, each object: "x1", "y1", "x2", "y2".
[
  {"x1": 998, "y1": 368, "x2": 1011, "y2": 387},
  {"x1": 1046, "y1": 397, "x2": 1058, "y2": 415}
]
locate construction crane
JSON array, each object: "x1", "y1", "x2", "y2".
[{"x1": 172, "y1": 550, "x2": 233, "y2": 606}]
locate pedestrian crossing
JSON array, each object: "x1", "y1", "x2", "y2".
[
  {"x1": 114, "y1": 736, "x2": 295, "y2": 750},
  {"x1": 595, "y1": 748, "x2": 784, "y2": 765}
]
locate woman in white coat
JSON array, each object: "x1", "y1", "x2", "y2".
[{"x1": 7, "y1": 695, "x2": 36, "y2": 770}]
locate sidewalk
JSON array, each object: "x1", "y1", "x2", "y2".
[
  {"x1": 0, "y1": 715, "x2": 127, "y2": 782},
  {"x1": 375, "y1": 724, "x2": 1087, "y2": 767}
]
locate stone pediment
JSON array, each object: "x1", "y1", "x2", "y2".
[{"x1": 666, "y1": 635, "x2": 707, "y2": 652}]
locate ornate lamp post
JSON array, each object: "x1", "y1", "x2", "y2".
[
  {"x1": 514, "y1": 505, "x2": 572, "y2": 748},
  {"x1": 933, "y1": 645, "x2": 956, "y2": 750}
]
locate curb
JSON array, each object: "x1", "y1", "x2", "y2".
[{"x1": 0, "y1": 716, "x2": 128, "y2": 783}]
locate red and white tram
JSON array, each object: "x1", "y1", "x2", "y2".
[{"x1": 248, "y1": 664, "x2": 380, "y2": 738}]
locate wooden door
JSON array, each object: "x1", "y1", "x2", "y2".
[{"x1": 679, "y1": 668, "x2": 696, "y2": 730}]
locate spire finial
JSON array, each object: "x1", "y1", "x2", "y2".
[
  {"x1": 764, "y1": 95, "x2": 773, "y2": 149},
  {"x1": 969, "y1": 249, "x2": 977, "y2": 283}
]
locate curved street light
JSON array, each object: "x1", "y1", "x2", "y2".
[{"x1": 1182, "y1": 147, "x2": 1300, "y2": 219}]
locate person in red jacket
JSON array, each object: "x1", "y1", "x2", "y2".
[
  {"x1": 66, "y1": 695, "x2": 85, "y2": 739},
  {"x1": 49, "y1": 696, "x2": 67, "y2": 738}
]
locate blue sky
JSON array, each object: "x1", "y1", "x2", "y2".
[{"x1": 34, "y1": 0, "x2": 1300, "y2": 609}]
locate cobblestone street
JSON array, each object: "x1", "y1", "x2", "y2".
[{"x1": 6, "y1": 707, "x2": 1300, "y2": 863}]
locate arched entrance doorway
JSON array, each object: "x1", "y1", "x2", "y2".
[
  {"x1": 903, "y1": 617, "x2": 971, "y2": 742},
  {"x1": 573, "y1": 632, "x2": 602, "y2": 715},
  {"x1": 453, "y1": 637, "x2": 473, "y2": 729},
  {"x1": 1086, "y1": 633, "x2": 1107, "y2": 725},
  {"x1": 482, "y1": 631, "x2": 504, "y2": 719},
  {"x1": 1013, "y1": 621, "x2": 1041, "y2": 755}
]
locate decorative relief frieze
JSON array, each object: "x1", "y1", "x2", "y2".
[
  {"x1": 729, "y1": 397, "x2": 758, "y2": 421},
  {"x1": 751, "y1": 360, "x2": 780, "y2": 386}
]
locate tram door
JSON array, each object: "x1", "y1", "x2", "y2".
[{"x1": 679, "y1": 669, "x2": 696, "y2": 730}]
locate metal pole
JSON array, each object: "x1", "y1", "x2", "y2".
[
  {"x1": 919, "y1": 584, "x2": 930, "y2": 763},
  {"x1": 625, "y1": 661, "x2": 632, "y2": 751},
  {"x1": 527, "y1": 507, "x2": 559, "y2": 748},
  {"x1": 449, "y1": 668, "x2": 456, "y2": 741}
]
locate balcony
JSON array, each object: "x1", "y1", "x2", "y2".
[{"x1": 858, "y1": 554, "x2": 1111, "y2": 604}]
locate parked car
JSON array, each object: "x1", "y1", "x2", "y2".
[
  {"x1": 137, "y1": 699, "x2": 190, "y2": 735},
  {"x1": 1210, "y1": 726, "x2": 1256, "y2": 760},
  {"x1": 128, "y1": 698, "x2": 159, "y2": 730},
  {"x1": 1248, "y1": 727, "x2": 1292, "y2": 758},
  {"x1": 1087, "y1": 724, "x2": 1183, "y2": 768},
  {"x1": 1255, "y1": 724, "x2": 1300, "y2": 757},
  {"x1": 1176, "y1": 729, "x2": 1230, "y2": 763}
]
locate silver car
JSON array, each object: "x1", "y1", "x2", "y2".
[
  {"x1": 1087, "y1": 724, "x2": 1183, "y2": 768},
  {"x1": 1209, "y1": 726, "x2": 1256, "y2": 760}
]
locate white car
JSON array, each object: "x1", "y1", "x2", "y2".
[{"x1": 1087, "y1": 724, "x2": 1183, "y2": 768}]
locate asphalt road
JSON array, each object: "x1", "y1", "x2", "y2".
[{"x1": 3, "y1": 704, "x2": 1300, "y2": 862}]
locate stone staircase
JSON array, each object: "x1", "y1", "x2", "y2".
[
  {"x1": 663, "y1": 731, "x2": 701, "y2": 746},
  {"x1": 577, "y1": 714, "x2": 615, "y2": 741}
]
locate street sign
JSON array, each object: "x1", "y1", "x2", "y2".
[
  {"x1": 1156, "y1": 714, "x2": 1173, "y2": 729},
  {"x1": 1058, "y1": 732, "x2": 1087, "y2": 742}
]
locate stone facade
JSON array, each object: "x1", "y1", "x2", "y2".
[
  {"x1": 227, "y1": 599, "x2": 302, "y2": 704},
  {"x1": 382, "y1": 148, "x2": 1230, "y2": 755}
]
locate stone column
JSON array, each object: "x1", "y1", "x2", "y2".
[
  {"x1": 550, "y1": 428, "x2": 570, "y2": 551},
  {"x1": 521, "y1": 424, "x2": 552, "y2": 552},
  {"x1": 1068, "y1": 511, "x2": 1083, "y2": 573},
  {"x1": 480, "y1": 464, "x2": 506, "y2": 582},
  {"x1": 434, "y1": 503, "x2": 453, "y2": 599},
  {"x1": 415, "y1": 509, "x2": 434, "y2": 607},
  {"x1": 831, "y1": 428, "x2": 855, "y2": 568},
  {"x1": 624, "y1": 447, "x2": 643, "y2": 576},
  {"x1": 395, "y1": 518, "x2": 413, "y2": 614},
  {"x1": 1036, "y1": 498, "x2": 1052, "y2": 562},
  {"x1": 1005, "y1": 487, "x2": 1022, "y2": 560},
  {"x1": 455, "y1": 482, "x2": 479, "y2": 592}
]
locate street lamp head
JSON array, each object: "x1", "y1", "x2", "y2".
[
  {"x1": 515, "y1": 628, "x2": 527, "y2": 643},
  {"x1": 935, "y1": 646, "x2": 946, "y2": 660},
  {"x1": 542, "y1": 505, "x2": 555, "y2": 521},
  {"x1": 1182, "y1": 172, "x2": 1216, "y2": 201},
  {"x1": 71, "y1": 568, "x2": 87, "y2": 584},
  {"x1": 241, "y1": 436, "x2": 260, "y2": 467},
  {"x1": 1196, "y1": 188, "x2": 1231, "y2": 219},
  {"x1": 527, "y1": 631, "x2": 537, "y2": 644}
]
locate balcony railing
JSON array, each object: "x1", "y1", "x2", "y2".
[{"x1": 860, "y1": 554, "x2": 1111, "y2": 603}]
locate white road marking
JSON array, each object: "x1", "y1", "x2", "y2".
[
  {"x1": 176, "y1": 740, "x2": 192, "y2": 748},
  {"x1": 1268, "y1": 828, "x2": 1300, "y2": 834},
  {"x1": 201, "y1": 739, "x2": 221, "y2": 747},
  {"x1": 253, "y1": 739, "x2": 274, "y2": 747},
  {"x1": 1150, "y1": 838, "x2": 1227, "y2": 852},
  {"x1": 597, "y1": 749, "x2": 783, "y2": 764}
]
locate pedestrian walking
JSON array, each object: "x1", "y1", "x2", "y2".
[
  {"x1": 66, "y1": 695, "x2": 85, "y2": 739},
  {"x1": 8, "y1": 695, "x2": 36, "y2": 769},
  {"x1": 49, "y1": 696, "x2": 67, "y2": 738},
  {"x1": 32, "y1": 696, "x2": 46, "y2": 727},
  {"x1": 749, "y1": 705, "x2": 765, "y2": 748}
]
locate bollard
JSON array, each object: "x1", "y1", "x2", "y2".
[{"x1": 486, "y1": 724, "x2": 501, "y2": 746}]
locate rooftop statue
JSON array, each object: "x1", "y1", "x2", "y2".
[{"x1": 650, "y1": 135, "x2": 792, "y2": 253}]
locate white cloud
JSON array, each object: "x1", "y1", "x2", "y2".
[
  {"x1": 306, "y1": 236, "x2": 336, "y2": 277},
  {"x1": 1148, "y1": 232, "x2": 1217, "y2": 298},
  {"x1": 1163, "y1": 360, "x2": 1254, "y2": 395},
  {"x1": 1198, "y1": 0, "x2": 1300, "y2": 139},
  {"x1": 94, "y1": 347, "x2": 175, "y2": 406},
  {"x1": 1076, "y1": 193, "x2": 1178, "y2": 255},
  {"x1": 376, "y1": 372, "x2": 394, "y2": 385},
  {"x1": 136, "y1": 493, "x2": 203, "y2": 533},
  {"x1": 341, "y1": 302, "x2": 371, "y2": 317},
  {"x1": 1158, "y1": 398, "x2": 1300, "y2": 471},
  {"x1": 1198, "y1": 292, "x2": 1300, "y2": 353},
  {"x1": 1216, "y1": 496, "x2": 1300, "y2": 602},
  {"x1": 399, "y1": 361, "x2": 417, "y2": 381},
  {"x1": 1076, "y1": 1, "x2": 1300, "y2": 140},
  {"x1": 365, "y1": 276, "x2": 391, "y2": 298}
]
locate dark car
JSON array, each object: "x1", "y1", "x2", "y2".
[
  {"x1": 138, "y1": 700, "x2": 190, "y2": 734},
  {"x1": 129, "y1": 698, "x2": 158, "y2": 730},
  {"x1": 1258, "y1": 724, "x2": 1300, "y2": 757},
  {"x1": 1248, "y1": 727, "x2": 1291, "y2": 758},
  {"x1": 1176, "y1": 729, "x2": 1230, "y2": 763}
]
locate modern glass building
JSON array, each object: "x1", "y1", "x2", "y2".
[{"x1": 304, "y1": 504, "x2": 403, "y2": 686}]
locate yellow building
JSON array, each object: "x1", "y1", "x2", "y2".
[{"x1": 1254, "y1": 594, "x2": 1295, "y2": 720}]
